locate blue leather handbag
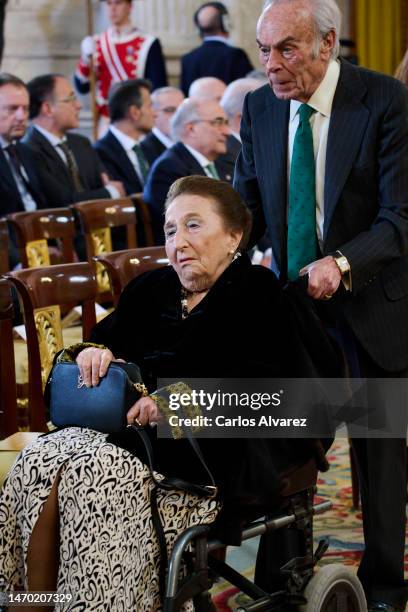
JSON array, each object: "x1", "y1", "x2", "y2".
[{"x1": 49, "y1": 361, "x2": 146, "y2": 433}]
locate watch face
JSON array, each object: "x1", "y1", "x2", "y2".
[{"x1": 335, "y1": 256, "x2": 349, "y2": 274}]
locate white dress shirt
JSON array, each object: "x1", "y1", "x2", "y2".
[
  {"x1": 151, "y1": 126, "x2": 173, "y2": 149},
  {"x1": 184, "y1": 144, "x2": 215, "y2": 178},
  {"x1": 288, "y1": 60, "x2": 340, "y2": 246}
]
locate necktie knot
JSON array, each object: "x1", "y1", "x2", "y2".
[
  {"x1": 205, "y1": 163, "x2": 220, "y2": 180},
  {"x1": 298, "y1": 103, "x2": 315, "y2": 123}
]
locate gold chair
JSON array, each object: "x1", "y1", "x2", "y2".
[
  {"x1": 71, "y1": 198, "x2": 138, "y2": 296},
  {"x1": 129, "y1": 193, "x2": 155, "y2": 247},
  {"x1": 0, "y1": 279, "x2": 18, "y2": 438},
  {"x1": 7, "y1": 208, "x2": 76, "y2": 268},
  {"x1": 5, "y1": 263, "x2": 98, "y2": 432},
  {"x1": 0, "y1": 218, "x2": 10, "y2": 274},
  {"x1": 95, "y1": 246, "x2": 168, "y2": 305}
]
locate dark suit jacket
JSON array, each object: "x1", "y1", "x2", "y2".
[
  {"x1": 234, "y1": 59, "x2": 408, "y2": 372},
  {"x1": 0, "y1": 142, "x2": 46, "y2": 216},
  {"x1": 0, "y1": 141, "x2": 47, "y2": 268},
  {"x1": 140, "y1": 131, "x2": 167, "y2": 166},
  {"x1": 180, "y1": 40, "x2": 253, "y2": 96},
  {"x1": 143, "y1": 141, "x2": 231, "y2": 243},
  {"x1": 94, "y1": 129, "x2": 143, "y2": 195},
  {"x1": 23, "y1": 126, "x2": 110, "y2": 206}
]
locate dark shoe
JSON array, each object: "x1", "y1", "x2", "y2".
[{"x1": 368, "y1": 602, "x2": 406, "y2": 611}]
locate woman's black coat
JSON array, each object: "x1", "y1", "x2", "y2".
[{"x1": 90, "y1": 254, "x2": 341, "y2": 541}]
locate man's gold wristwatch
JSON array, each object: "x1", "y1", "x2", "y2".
[
  {"x1": 333, "y1": 250, "x2": 350, "y2": 275},
  {"x1": 332, "y1": 250, "x2": 352, "y2": 291}
]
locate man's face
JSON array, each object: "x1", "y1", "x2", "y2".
[
  {"x1": 186, "y1": 101, "x2": 229, "y2": 160},
  {"x1": 0, "y1": 84, "x2": 29, "y2": 142},
  {"x1": 153, "y1": 90, "x2": 185, "y2": 137},
  {"x1": 107, "y1": 0, "x2": 132, "y2": 27},
  {"x1": 256, "y1": 0, "x2": 334, "y2": 102},
  {"x1": 48, "y1": 77, "x2": 82, "y2": 134},
  {"x1": 135, "y1": 87, "x2": 156, "y2": 134}
]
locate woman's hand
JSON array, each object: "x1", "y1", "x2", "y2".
[
  {"x1": 127, "y1": 396, "x2": 160, "y2": 427},
  {"x1": 76, "y1": 347, "x2": 115, "y2": 387}
]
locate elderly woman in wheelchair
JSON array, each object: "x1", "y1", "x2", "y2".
[{"x1": 0, "y1": 177, "x2": 366, "y2": 611}]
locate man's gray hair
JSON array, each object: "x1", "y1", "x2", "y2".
[
  {"x1": 170, "y1": 98, "x2": 203, "y2": 141},
  {"x1": 263, "y1": 0, "x2": 341, "y2": 59},
  {"x1": 151, "y1": 86, "x2": 184, "y2": 108},
  {"x1": 220, "y1": 78, "x2": 260, "y2": 119}
]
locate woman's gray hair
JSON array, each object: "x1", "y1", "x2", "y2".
[
  {"x1": 263, "y1": 0, "x2": 341, "y2": 60},
  {"x1": 170, "y1": 98, "x2": 202, "y2": 142}
]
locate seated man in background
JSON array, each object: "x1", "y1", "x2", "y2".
[
  {"x1": 188, "y1": 76, "x2": 226, "y2": 102},
  {"x1": 94, "y1": 78, "x2": 155, "y2": 195},
  {"x1": 141, "y1": 86, "x2": 185, "y2": 165},
  {"x1": 220, "y1": 77, "x2": 260, "y2": 171},
  {"x1": 0, "y1": 73, "x2": 46, "y2": 269},
  {"x1": 143, "y1": 97, "x2": 230, "y2": 243},
  {"x1": 24, "y1": 74, "x2": 125, "y2": 206}
]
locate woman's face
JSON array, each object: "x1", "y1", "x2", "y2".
[{"x1": 164, "y1": 194, "x2": 243, "y2": 292}]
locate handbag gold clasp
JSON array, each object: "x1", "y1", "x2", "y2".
[{"x1": 134, "y1": 382, "x2": 149, "y2": 396}]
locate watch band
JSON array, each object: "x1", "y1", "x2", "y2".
[
  {"x1": 332, "y1": 250, "x2": 352, "y2": 291},
  {"x1": 333, "y1": 250, "x2": 350, "y2": 275}
]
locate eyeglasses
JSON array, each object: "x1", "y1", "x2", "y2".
[
  {"x1": 55, "y1": 93, "x2": 78, "y2": 104},
  {"x1": 157, "y1": 106, "x2": 178, "y2": 114},
  {"x1": 191, "y1": 117, "x2": 229, "y2": 127}
]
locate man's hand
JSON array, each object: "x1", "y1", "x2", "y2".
[
  {"x1": 108, "y1": 180, "x2": 126, "y2": 197},
  {"x1": 300, "y1": 256, "x2": 341, "y2": 300},
  {"x1": 101, "y1": 173, "x2": 126, "y2": 198},
  {"x1": 127, "y1": 396, "x2": 160, "y2": 426},
  {"x1": 81, "y1": 35, "x2": 95, "y2": 63}
]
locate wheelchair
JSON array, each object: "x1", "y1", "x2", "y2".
[{"x1": 162, "y1": 455, "x2": 368, "y2": 612}]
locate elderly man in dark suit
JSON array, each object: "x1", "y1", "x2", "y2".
[
  {"x1": 144, "y1": 97, "x2": 231, "y2": 243},
  {"x1": 180, "y1": 2, "x2": 253, "y2": 96},
  {"x1": 141, "y1": 86, "x2": 185, "y2": 165},
  {"x1": 24, "y1": 74, "x2": 125, "y2": 206},
  {"x1": 0, "y1": 73, "x2": 46, "y2": 268},
  {"x1": 234, "y1": 1, "x2": 408, "y2": 610}
]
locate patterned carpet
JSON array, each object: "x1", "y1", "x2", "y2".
[{"x1": 211, "y1": 438, "x2": 408, "y2": 610}]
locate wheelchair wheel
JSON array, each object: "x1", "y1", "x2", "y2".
[{"x1": 299, "y1": 564, "x2": 367, "y2": 612}]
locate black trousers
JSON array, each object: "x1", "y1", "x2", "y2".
[
  {"x1": 255, "y1": 328, "x2": 407, "y2": 609},
  {"x1": 351, "y1": 341, "x2": 407, "y2": 608}
]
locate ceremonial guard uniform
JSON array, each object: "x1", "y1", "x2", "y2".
[{"x1": 75, "y1": 25, "x2": 167, "y2": 120}]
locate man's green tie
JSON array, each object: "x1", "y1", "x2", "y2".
[
  {"x1": 205, "y1": 162, "x2": 220, "y2": 180},
  {"x1": 287, "y1": 103, "x2": 319, "y2": 281},
  {"x1": 133, "y1": 143, "x2": 150, "y2": 182}
]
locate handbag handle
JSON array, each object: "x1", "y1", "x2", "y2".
[{"x1": 127, "y1": 423, "x2": 217, "y2": 498}]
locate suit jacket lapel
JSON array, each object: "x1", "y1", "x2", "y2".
[
  {"x1": 324, "y1": 61, "x2": 369, "y2": 240},
  {"x1": 176, "y1": 143, "x2": 207, "y2": 175},
  {"x1": 16, "y1": 144, "x2": 44, "y2": 207},
  {"x1": 263, "y1": 96, "x2": 290, "y2": 273},
  {"x1": 107, "y1": 132, "x2": 141, "y2": 186},
  {"x1": 0, "y1": 148, "x2": 21, "y2": 198},
  {"x1": 30, "y1": 127, "x2": 71, "y2": 182}
]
